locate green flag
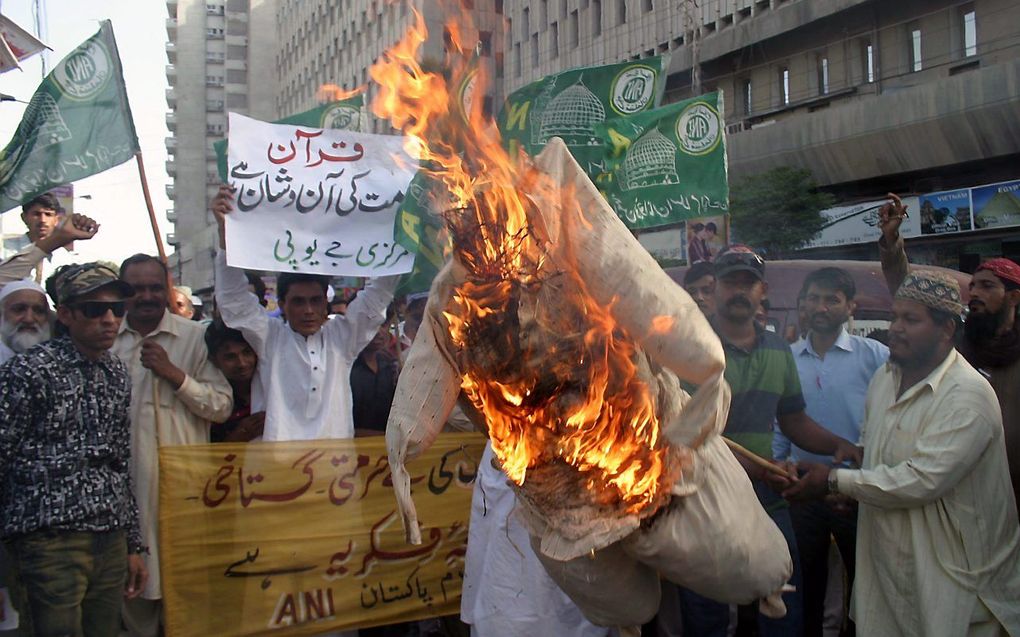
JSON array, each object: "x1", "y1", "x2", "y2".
[
  {"x1": 215, "y1": 95, "x2": 364, "y2": 182},
  {"x1": 497, "y1": 56, "x2": 669, "y2": 179},
  {"x1": 595, "y1": 92, "x2": 728, "y2": 230},
  {"x1": 0, "y1": 20, "x2": 139, "y2": 212}
]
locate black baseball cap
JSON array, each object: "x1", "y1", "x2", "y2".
[{"x1": 713, "y1": 245, "x2": 765, "y2": 281}]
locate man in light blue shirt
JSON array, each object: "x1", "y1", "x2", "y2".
[{"x1": 791, "y1": 267, "x2": 888, "y2": 637}]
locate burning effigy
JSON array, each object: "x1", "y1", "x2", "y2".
[{"x1": 375, "y1": 10, "x2": 791, "y2": 627}]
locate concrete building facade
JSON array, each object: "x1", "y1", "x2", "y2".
[
  {"x1": 164, "y1": 0, "x2": 278, "y2": 291},
  {"x1": 275, "y1": 0, "x2": 505, "y2": 129},
  {"x1": 504, "y1": 0, "x2": 1020, "y2": 268}
]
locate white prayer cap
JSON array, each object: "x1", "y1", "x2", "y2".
[
  {"x1": 0, "y1": 280, "x2": 47, "y2": 306},
  {"x1": 327, "y1": 284, "x2": 336, "y2": 303}
]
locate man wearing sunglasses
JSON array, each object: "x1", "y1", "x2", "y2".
[
  {"x1": 110, "y1": 253, "x2": 232, "y2": 636},
  {"x1": 0, "y1": 262, "x2": 147, "y2": 636}
]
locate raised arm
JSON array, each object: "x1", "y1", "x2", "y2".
[
  {"x1": 211, "y1": 185, "x2": 270, "y2": 357},
  {"x1": 0, "y1": 214, "x2": 99, "y2": 288},
  {"x1": 877, "y1": 193, "x2": 909, "y2": 295}
]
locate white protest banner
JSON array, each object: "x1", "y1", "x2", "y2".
[{"x1": 225, "y1": 113, "x2": 418, "y2": 276}]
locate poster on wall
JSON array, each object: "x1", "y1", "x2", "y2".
[
  {"x1": 686, "y1": 214, "x2": 727, "y2": 263},
  {"x1": 972, "y1": 179, "x2": 1020, "y2": 230},
  {"x1": 801, "y1": 197, "x2": 921, "y2": 250},
  {"x1": 918, "y1": 188, "x2": 972, "y2": 235}
]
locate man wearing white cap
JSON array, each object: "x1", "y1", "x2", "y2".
[{"x1": 0, "y1": 280, "x2": 51, "y2": 365}]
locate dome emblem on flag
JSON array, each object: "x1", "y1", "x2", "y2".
[
  {"x1": 622, "y1": 128, "x2": 679, "y2": 191},
  {"x1": 537, "y1": 77, "x2": 606, "y2": 147}
]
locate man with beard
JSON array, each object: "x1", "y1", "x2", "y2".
[
  {"x1": 112, "y1": 254, "x2": 232, "y2": 636},
  {"x1": 878, "y1": 194, "x2": 1020, "y2": 514},
  {"x1": 789, "y1": 267, "x2": 888, "y2": 637},
  {"x1": 679, "y1": 246, "x2": 862, "y2": 637},
  {"x1": 0, "y1": 280, "x2": 51, "y2": 365},
  {"x1": 787, "y1": 271, "x2": 1020, "y2": 636},
  {"x1": 0, "y1": 193, "x2": 99, "y2": 286}
]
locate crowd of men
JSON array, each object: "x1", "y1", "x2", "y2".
[{"x1": 0, "y1": 187, "x2": 1018, "y2": 637}]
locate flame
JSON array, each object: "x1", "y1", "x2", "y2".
[
  {"x1": 371, "y1": 7, "x2": 676, "y2": 516},
  {"x1": 316, "y1": 83, "x2": 366, "y2": 103}
]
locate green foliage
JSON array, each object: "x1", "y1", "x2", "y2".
[{"x1": 729, "y1": 166, "x2": 834, "y2": 257}]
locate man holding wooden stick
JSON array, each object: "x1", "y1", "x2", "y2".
[{"x1": 678, "y1": 246, "x2": 862, "y2": 637}]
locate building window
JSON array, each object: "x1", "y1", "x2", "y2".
[
  {"x1": 551, "y1": 22, "x2": 559, "y2": 57},
  {"x1": 569, "y1": 10, "x2": 579, "y2": 47},
  {"x1": 779, "y1": 66, "x2": 790, "y2": 105},
  {"x1": 618, "y1": 0, "x2": 627, "y2": 25},
  {"x1": 741, "y1": 78, "x2": 752, "y2": 115},
  {"x1": 817, "y1": 55, "x2": 829, "y2": 95},
  {"x1": 962, "y1": 7, "x2": 977, "y2": 57},
  {"x1": 593, "y1": 0, "x2": 602, "y2": 36},
  {"x1": 909, "y1": 26, "x2": 922, "y2": 72},
  {"x1": 540, "y1": 0, "x2": 548, "y2": 27},
  {"x1": 514, "y1": 42, "x2": 521, "y2": 76},
  {"x1": 643, "y1": 0, "x2": 653, "y2": 11},
  {"x1": 862, "y1": 39, "x2": 875, "y2": 83},
  {"x1": 523, "y1": 7, "x2": 530, "y2": 35},
  {"x1": 531, "y1": 33, "x2": 539, "y2": 67},
  {"x1": 479, "y1": 30, "x2": 493, "y2": 56}
]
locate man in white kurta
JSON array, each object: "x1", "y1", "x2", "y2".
[
  {"x1": 790, "y1": 271, "x2": 1020, "y2": 637},
  {"x1": 461, "y1": 443, "x2": 614, "y2": 637},
  {"x1": 112, "y1": 255, "x2": 233, "y2": 635}
]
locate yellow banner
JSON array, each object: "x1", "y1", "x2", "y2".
[{"x1": 159, "y1": 433, "x2": 485, "y2": 636}]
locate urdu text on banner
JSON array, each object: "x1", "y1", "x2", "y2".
[
  {"x1": 225, "y1": 113, "x2": 418, "y2": 277},
  {"x1": 159, "y1": 433, "x2": 485, "y2": 637}
]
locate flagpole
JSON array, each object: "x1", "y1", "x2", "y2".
[{"x1": 134, "y1": 151, "x2": 167, "y2": 263}]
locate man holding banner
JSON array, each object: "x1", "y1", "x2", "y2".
[{"x1": 212, "y1": 186, "x2": 400, "y2": 441}]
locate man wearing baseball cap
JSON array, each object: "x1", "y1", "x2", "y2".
[
  {"x1": 679, "y1": 245, "x2": 863, "y2": 636},
  {"x1": 0, "y1": 262, "x2": 147, "y2": 636},
  {"x1": 787, "y1": 270, "x2": 1020, "y2": 635},
  {"x1": 879, "y1": 195, "x2": 1020, "y2": 513}
]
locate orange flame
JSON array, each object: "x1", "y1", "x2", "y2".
[
  {"x1": 371, "y1": 8, "x2": 676, "y2": 516},
  {"x1": 315, "y1": 83, "x2": 365, "y2": 103}
]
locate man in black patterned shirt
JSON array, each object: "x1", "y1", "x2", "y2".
[{"x1": 0, "y1": 262, "x2": 147, "y2": 636}]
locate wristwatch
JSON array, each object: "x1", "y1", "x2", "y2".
[{"x1": 827, "y1": 469, "x2": 839, "y2": 495}]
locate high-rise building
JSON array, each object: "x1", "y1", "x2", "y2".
[
  {"x1": 275, "y1": 0, "x2": 505, "y2": 129},
  {"x1": 503, "y1": 0, "x2": 1020, "y2": 266},
  {"x1": 164, "y1": 0, "x2": 278, "y2": 292}
]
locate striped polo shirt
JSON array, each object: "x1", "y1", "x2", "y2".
[{"x1": 714, "y1": 321, "x2": 806, "y2": 461}]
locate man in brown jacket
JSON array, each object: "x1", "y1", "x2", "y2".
[{"x1": 878, "y1": 194, "x2": 1020, "y2": 515}]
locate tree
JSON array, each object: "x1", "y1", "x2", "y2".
[{"x1": 728, "y1": 166, "x2": 834, "y2": 258}]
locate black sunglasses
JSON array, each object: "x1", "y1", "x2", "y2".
[{"x1": 73, "y1": 300, "x2": 127, "y2": 319}]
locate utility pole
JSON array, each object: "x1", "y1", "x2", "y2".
[{"x1": 681, "y1": 0, "x2": 702, "y2": 95}]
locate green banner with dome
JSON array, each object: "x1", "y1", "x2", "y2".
[
  {"x1": 497, "y1": 56, "x2": 669, "y2": 178},
  {"x1": 594, "y1": 91, "x2": 728, "y2": 230}
]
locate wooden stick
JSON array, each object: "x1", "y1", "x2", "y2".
[
  {"x1": 135, "y1": 152, "x2": 167, "y2": 264},
  {"x1": 723, "y1": 437, "x2": 797, "y2": 481}
]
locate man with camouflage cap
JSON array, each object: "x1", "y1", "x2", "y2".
[
  {"x1": 788, "y1": 270, "x2": 1020, "y2": 636},
  {"x1": 0, "y1": 262, "x2": 148, "y2": 636}
]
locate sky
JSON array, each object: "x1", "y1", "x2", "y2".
[{"x1": 0, "y1": 0, "x2": 171, "y2": 269}]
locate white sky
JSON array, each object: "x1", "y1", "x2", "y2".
[{"x1": 0, "y1": 0, "x2": 172, "y2": 269}]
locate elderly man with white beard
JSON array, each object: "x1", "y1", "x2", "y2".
[{"x1": 0, "y1": 280, "x2": 52, "y2": 365}]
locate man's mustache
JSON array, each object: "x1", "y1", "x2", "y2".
[{"x1": 726, "y1": 296, "x2": 753, "y2": 308}]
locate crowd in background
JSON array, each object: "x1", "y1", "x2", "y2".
[{"x1": 0, "y1": 188, "x2": 1018, "y2": 637}]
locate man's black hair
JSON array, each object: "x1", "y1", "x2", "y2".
[
  {"x1": 690, "y1": 222, "x2": 705, "y2": 233},
  {"x1": 705, "y1": 222, "x2": 717, "y2": 233},
  {"x1": 277, "y1": 272, "x2": 329, "y2": 303},
  {"x1": 120, "y1": 253, "x2": 169, "y2": 281},
  {"x1": 802, "y1": 266, "x2": 856, "y2": 301},
  {"x1": 683, "y1": 261, "x2": 715, "y2": 286},
  {"x1": 244, "y1": 270, "x2": 268, "y2": 307},
  {"x1": 205, "y1": 319, "x2": 252, "y2": 357},
  {"x1": 22, "y1": 192, "x2": 60, "y2": 214}
]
